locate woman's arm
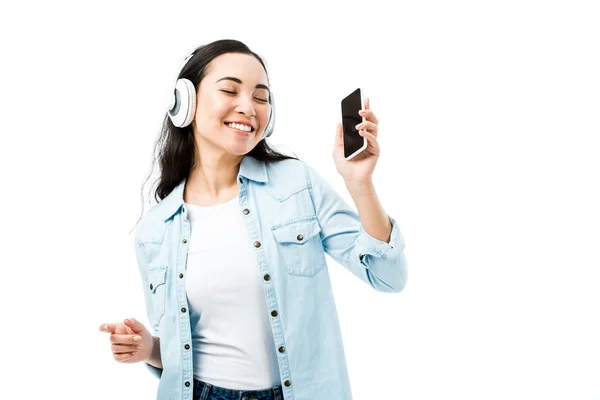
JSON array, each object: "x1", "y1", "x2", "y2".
[
  {"x1": 304, "y1": 162, "x2": 407, "y2": 293},
  {"x1": 345, "y1": 181, "x2": 392, "y2": 244}
]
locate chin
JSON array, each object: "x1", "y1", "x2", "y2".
[{"x1": 228, "y1": 143, "x2": 256, "y2": 156}]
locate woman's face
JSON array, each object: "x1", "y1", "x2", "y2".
[{"x1": 192, "y1": 52, "x2": 271, "y2": 156}]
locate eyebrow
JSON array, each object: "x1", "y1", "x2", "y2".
[{"x1": 216, "y1": 76, "x2": 270, "y2": 93}]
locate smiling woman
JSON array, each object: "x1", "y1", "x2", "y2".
[{"x1": 106, "y1": 38, "x2": 408, "y2": 400}]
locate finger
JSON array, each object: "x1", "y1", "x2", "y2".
[
  {"x1": 365, "y1": 97, "x2": 370, "y2": 110},
  {"x1": 110, "y1": 333, "x2": 143, "y2": 345},
  {"x1": 359, "y1": 129, "x2": 378, "y2": 141},
  {"x1": 358, "y1": 109, "x2": 378, "y2": 125},
  {"x1": 355, "y1": 121, "x2": 378, "y2": 135},
  {"x1": 359, "y1": 130, "x2": 380, "y2": 153},
  {"x1": 123, "y1": 317, "x2": 145, "y2": 334},
  {"x1": 335, "y1": 123, "x2": 343, "y2": 148},
  {"x1": 114, "y1": 351, "x2": 139, "y2": 363},
  {"x1": 112, "y1": 342, "x2": 143, "y2": 354},
  {"x1": 99, "y1": 323, "x2": 115, "y2": 333}
]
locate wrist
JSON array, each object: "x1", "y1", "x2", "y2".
[
  {"x1": 145, "y1": 336, "x2": 158, "y2": 362},
  {"x1": 345, "y1": 180, "x2": 375, "y2": 196}
]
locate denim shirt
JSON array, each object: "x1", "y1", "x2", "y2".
[{"x1": 134, "y1": 155, "x2": 408, "y2": 400}]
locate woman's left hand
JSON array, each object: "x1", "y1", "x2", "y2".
[{"x1": 333, "y1": 97, "x2": 381, "y2": 186}]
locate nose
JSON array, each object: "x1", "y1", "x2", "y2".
[{"x1": 235, "y1": 93, "x2": 256, "y2": 117}]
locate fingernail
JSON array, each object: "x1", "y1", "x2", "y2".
[
  {"x1": 133, "y1": 336, "x2": 142, "y2": 342},
  {"x1": 103, "y1": 325, "x2": 108, "y2": 331}
]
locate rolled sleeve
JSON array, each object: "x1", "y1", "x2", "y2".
[
  {"x1": 356, "y1": 215, "x2": 406, "y2": 262},
  {"x1": 145, "y1": 359, "x2": 163, "y2": 379}
]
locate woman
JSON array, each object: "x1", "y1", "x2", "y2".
[{"x1": 99, "y1": 39, "x2": 408, "y2": 400}]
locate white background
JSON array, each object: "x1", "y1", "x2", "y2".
[{"x1": 1, "y1": 0, "x2": 599, "y2": 399}]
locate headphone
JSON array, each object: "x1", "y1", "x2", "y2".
[{"x1": 167, "y1": 50, "x2": 275, "y2": 141}]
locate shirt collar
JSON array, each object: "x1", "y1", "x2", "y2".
[{"x1": 158, "y1": 155, "x2": 268, "y2": 221}]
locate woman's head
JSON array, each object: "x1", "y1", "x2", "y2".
[
  {"x1": 134, "y1": 39, "x2": 298, "y2": 230},
  {"x1": 186, "y1": 51, "x2": 273, "y2": 156}
]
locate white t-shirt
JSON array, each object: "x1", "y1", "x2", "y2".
[{"x1": 184, "y1": 195, "x2": 281, "y2": 389}]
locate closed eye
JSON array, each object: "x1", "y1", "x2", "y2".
[{"x1": 220, "y1": 90, "x2": 268, "y2": 103}]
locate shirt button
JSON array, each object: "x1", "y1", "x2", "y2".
[
  {"x1": 181, "y1": 307, "x2": 187, "y2": 313},
  {"x1": 149, "y1": 283, "x2": 153, "y2": 290},
  {"x1": 243, "y1": 209, "x2": 250, "y2": 215},
  {"x1": 278, "y1": 346, "x2": 285, "y2": 353},
  {"x1": 263, "y1": 274, "x2": 270, "y2": 281},
  {"x1": 182, "y1": 239, "x2": 188, "y2": 244},
  {"x1": 271, "y1": 310, "x2": 278, "y2": 317},
  {"x1": 359, "y1": 254, "x2": 365, "y2": 261},
  {"x1": 184, "y1": 344, "x2": 190, "y2": 350},
  {"x1": 296, "y1": 234, "x2": 303, "y2": 241},
  {"x1": 254, "y1": 241, "x2": 261, "y2": 248},
  {"x1": 179, "y1": 273, "x2": 184, "y2": 279},
  {"x1": 284, "y1": 380, "x2": 291, "y2": 387},
  {"x1": 185, "y1": 381, "x2": 191, "y2": 387},
  {"x1": 239, "y1": 177, "x2": 243, "y2": 184}
]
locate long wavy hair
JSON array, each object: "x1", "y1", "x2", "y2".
[{"x1": 132, "y1": 39, "x2": 298, "y2": 233}]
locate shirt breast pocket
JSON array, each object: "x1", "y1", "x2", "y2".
[
  {"x1": 272, "y1": 216, "x2": 326, "y2": 278},
  {"x1": 147, "y1": 264, "x2": 168, "y2": 330}
]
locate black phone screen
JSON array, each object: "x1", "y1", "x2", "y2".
[{"x1": 341, "y1": 88, "x2": 364, "y2": 158}]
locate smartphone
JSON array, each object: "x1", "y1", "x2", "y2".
[{"x1": 341, "y1": 88, "x2": 368, "y2": 160}]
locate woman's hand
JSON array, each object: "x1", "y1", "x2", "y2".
[
  {"x1": 333, "y1": 97, "x2": 381, "y2": 186},
  {"x1": 99, "y1": 318, "x2": 153, "y2": 364}
]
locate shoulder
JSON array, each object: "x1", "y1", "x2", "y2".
[
  {"x1": 263, "y1": 158, "x2": 312, "y2": 194},
  {"x1": 267, "y1": 157, "x2": 331, "y2": 187},
  {"x1": 134, "y1": 203, "x2": 171, "y2": 246}
]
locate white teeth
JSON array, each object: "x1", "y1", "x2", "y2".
[{"x1": 226, "y1": 122, "x2": 252, "y2": 132}]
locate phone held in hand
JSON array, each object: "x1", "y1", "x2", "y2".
[{"x1": 341, "y1": 88, "x2": 368, "y2": 160}]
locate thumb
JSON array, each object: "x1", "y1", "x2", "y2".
[
  {"x1": 335, "y1": 123, "x2": 343, "y2": 148},
  {"x1": 124, "y1": 317, "x2": 145, "y2": 333}
]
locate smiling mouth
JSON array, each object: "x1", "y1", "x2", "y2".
[{"x1": 224, "y1": 122, "x2": 254, "y2": 136}]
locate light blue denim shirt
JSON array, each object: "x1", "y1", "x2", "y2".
[{"x1": 134, "y1": 155, "x2": 408, "y2": 400}]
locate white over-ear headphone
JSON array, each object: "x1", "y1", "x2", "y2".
[{"x1": 167, "y1": 50, "x2": 275, "y2": 141}]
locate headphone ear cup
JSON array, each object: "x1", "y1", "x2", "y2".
[
  {"x1": 168, "y1": 78, "x2": 196, "y2": 128},
  {"x1": 262, "y1": 92, "x2": 275, "y2": 140}
]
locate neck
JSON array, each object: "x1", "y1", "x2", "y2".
[
  {"x1": 187, "y1": 155, "x2": 242, "y2": 199},
  {"x1": 185, "y1": 125, "x2": 247, "y2": 203}
]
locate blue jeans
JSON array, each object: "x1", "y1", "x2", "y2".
[{"x1": 193, "y1": 378, "x2": 284, "y2": 400}]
